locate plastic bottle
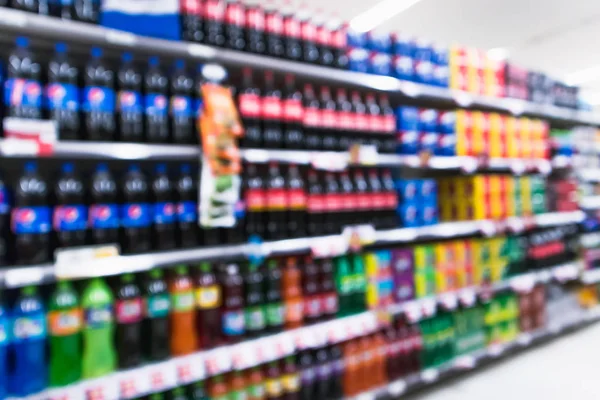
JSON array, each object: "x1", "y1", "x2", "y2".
[
  {"x1": 188, "y1": 380, "x2": 209, "y2": 399},
  {"x1": 12, "y1": 0, "x2": 40, "y2": 14},
  {"x1": 195, "y1": 262, "x2": 222, "y2": 349},
  {"x1": 367, "y1": 168, "x2": 384, "y2": 230},
  {"x1": 208, "y1": 375, "x2": 229, "y2": 400},
  {"x1": 302, "y1": 84, "x2": 321, "y2": 150},
  {"x1": 228, "y1": 370, "x2": 248, "y2": 400},
  {"x1": 298, "y1": 7, "x2": 319, "y2": 64},
  {"x1": 281, "y1": 356, "x2": 300, "y2": 400},
  {"x1": 176, "y1": 164, "x2": 200, "y2": 248},
  {"x1": 53, "y1": 162, "x2": 87, "y2": 249},
  {"x1": 342, "y1": 340, "x2": 359, "y2": 397},
  {"x1": 323, "y1": 171, "x2": 342, "y2": 234},
  {"x1": 151, "y1": 164, "x2": 177, "y2": 250},
  {"x1": 48, "y1": 281, "x2": 82, "y2": 387},
  {"x1": 245, "y1": 0, "x2": 266, "y2": 54},
  {"x1": 264, "y1": 259, "x2": 284, "y2": 334},
  {"x1": 315, "y1": 11, "x2": 334, "y2": 67},
  {"x1": 121, "y1": 164, "x2": 152, "y2": 254},
  {"x1": 10, "y1": 286, "x2": 47, "y2": 396},
  {"x1": 145, "y1": 57, "x2": 169, "y2": 143},
  {"x1": 0, "y1": 175, "x2": 9, "y2": 266},
  {"x1": 0, "y1": 295, "x2": 8, "y2": 399},
  {"x1": 170, "y1": 266, "x2": 198, "y2": 355},
  {"x1": 334, "y1": 256, "x2": 352, "y2": 317},
  {"x1": 281, "y1": 0, "x2": 302, "y2": 61},
  {"x1": 328, "y1": 345, "x2": 344, "y2": 399},
  {"x1": 244, "y1": 262, "x2": 266, "y2": 338},
  {"x1": 12, "y1": 161, "x2": 51, "y2": 265},
  {"x1": 338, "y1": 171, "x2": 356, "y2": 227},
  {"x1": 350, "y1": 254, "x2": 366, "y2": 314},
  {"x1": 286, "y1": 164, "x2": 306, "y2": 238},
  {"x1": 83, "y1": 47, "x2": 116, "y2": 141},
  {"x1": 89, "y1": 163, "x2": 120, "y2": 245},
  {"x1": 283, "y1": 256, "x2": 303, "y2": 329},
  {"x1": 180, "y1": 0, "x2": 204, "y2": 43},
  {"x1": 352, "y1": 168, "x2": 370, "y2": 224},
  {"x1": 379, "y1": 95, "x2": 396, "y2": 154},
  {"x1": 351, "y1": 92, "x2": 368, "y2": 144},
  {"x1": 5, "y1": 37, "x2": 42, "y2": 119},
  {"x1": 116, "y1": 52, "x2": 143, "y2": 143},
  {"x1": 204, "y1": 0, "x2": 226, "y2": 47},
  {"x1": 115, "y1": 274, "x2": 143, "y2": 368},
  {"x1": 247, "y1": 366, "x2": 266, "y2": 400},
  {"x1": 306, "y1": 170, "x2": 324, "y2": 236},
  {"x1": 380, "y1": 169, "x2": 398, "y2": 229},
  {"x1": 221, "y1": 263, "x2": 245, "y2": 343},
  {"x1": 313, "y1": 347, "x2": 331, "y2": 399},
  {"x1": 318, "y1": 258, "x2": 338, "y2": 322},
  {"x1": 298, "y1": 350, "x2": 315, "y2": 400},
  {"x1": 238, "y1": 68, "x2": 262, "y2": 148},
  {"x1": 266, "y1": 162, "x2": 286, "y2": 240},
  {"x1": 302, "y1": 256, "x2": 321, "y2": 325},
  {"x1": 74, "y1": 0, "x2": 100, "y2": 23},
  {"x1": 331, "y1": 18, "x2": 348, "y2": 70},
  {"x1": 264, "y1": 0, "x2": 284, "y2": 58},
  {"x1": 282, "y1": 74, "x2": 304, "y2": 149},
  {"x1": 170, "y1": 60, "x2": 196, "y2": 144},
  {"x1": 143, "y1": 269, "x2": 170, "y2": 361},
  {"x1": 335, "y1": 89, "x2": 353, "y2": 151},
  {"x1": 262, "y1": 71, "x2": 283, "y2": 149},
  {"x1": 82, "y1": 278, "x2": 116, "y2": 379},
  {"x1": 264, "y1": 361, "x2": 283, "y2": 400},
  {"x1": 319, "y1": 87, "x2": 337, "y2": 151},
  {"x1": 244, "y1": 162, "x2": 265, "y2": 239},
  {"x1": 46, "y1": 42, "x2": 80, "y2": 139},
  {"x1": 224, "y1": 0, "x2": 246, "y2": 50}
]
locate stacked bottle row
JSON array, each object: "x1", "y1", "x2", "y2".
[{"x1": 1, "y1": 0, "x2": 99, "y2": 23}]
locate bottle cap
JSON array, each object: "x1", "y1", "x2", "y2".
[
  {"x1": 24, "y1": 161, "x2": 37, "y2": 173},
  {"x1": 22, "y1": 286, "x2": 36, "y2": 296},
  {"x1": 91, "y1": 47, "x2": 103, "y2": 58},
  {"x1": 176, "y1": 265, "x2": 188, "y2": 275},
  {"x1": 16, "y1": 36, "x2": 29, "y2": 48},
  {"x1": 149, "y1": 269, "x2": 163, "y2": 279},
  {"x1": 175, "y1": 59, "x2": 185, "y2": 69},
  {"x1": 180, "y1": 164, "x2": 191, "y2": 174},
  {"x1": 155, "y1": 163, "x2": 167, "y2": 173},
  {"x1": 96, "y1": 163, "x2": 109, "y2": 172},
  {"x1": 122, "y1": 273, "x2": 135, "y2": 283},
  {"x1": 55, "y1": 42, "x2": 67, "y2": 54},
  {"x1": 149, "y1": 56, "x2": 160, "y2": 66},
  {"x1": 62, "y1": 162, "x2": 74, "y2": 173},
  {"x1": 122, "y1": 52, "x2": 133, "y2": 62}
]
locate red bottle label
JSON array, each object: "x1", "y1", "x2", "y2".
[
  {"x1": 301, "y1": 21, "x2": 317, "y2": 41},
  {"x1": 204, "y1": 0, "x2": 224, "y2": 21},
  {"x1": 356, "y1": 113, "x2": 369, "y2": 132},
  {"x1": 372, "y1": 192, "x2": 386, "y2": 209},
  {"x1": 246, "y1": 7, "x2": 265, "y2": 30},
  {"x1": 283, "y1": 99, "x2": 303, "y2": 122},
  {"x1": 265, "y1": 12, "x2": 283, "y2": 34},
  {"x1": 331, "y1": 28, "x2": 347, "y2": 49},
  {"x1": 325, "y1": 193, "x2": 343, "y2": 212},
  {"x1": 384, "y1": 115, "x2": 396, "y2": 133},
  {"x1": 246, "y1": 188, "x2": 266, "y2": 211},
  {"x1": 321, "y1": 292, "x2": 338, "y2": 314},
  {"x1": 284, "y1": 17, "x2": 301, "y2": 38},
  {"x1": 307, "y1": 194, "x2": 325, "y2": 213},
  {"x1": 316, "y1": 25, "x2": 331, "y2": 46},
  {"x1": 338, "y1": 110, "x2": 353, "y2": 130},
  {"x1": 261, "y1": 96, "x2": 282, "y2": 120},
  {"x1": 303, "y1": 296, "x2": 322, "y2": 318},
  {"x1": 303, "y1": 107, "x2": 321, "y2": 127},
  {"x1": 287, "y1": 188, "x2": 307, "y2": 210},
  {"x1": 341, "y1": 192, "x2": 357, "y2": 211},
  {"x1": 225, "y1": 2, "x2": 245, "y2": 25},
  {"x1": 321, "y1": 109, "x2": 337, "y2": 129},
  {"x1": 368, "y1": 115, "x2": 381, "y2": 132},
  {"x1": 238, "y1": 93, "x2": 261, "y2": 118},
  {"x1": 356, "y1": 193, "x2": 371, "y2": 210},
  {"x1": 116, "y1": 298, "x2": 143, "y2": 324},
  {"x1": 385, "y1": 192, "x2": 398, "y2": 208},
  {"x1": 181, "y1": 0, "x2": 201, "y2": 15},
  {"x1": 267, "y1": 189, "x2": 287, "y2": 211}
]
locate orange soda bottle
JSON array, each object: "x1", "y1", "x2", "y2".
[
  {"x1": 169, "y1": 265, "x2": 198, "y2": 355},
  {"x1": 282, "y1": 257, "x2": 303, "y2": 329}
]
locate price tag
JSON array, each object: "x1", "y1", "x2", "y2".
[
  {"x1": 460, "y1": 157, "x2": 478, "y2": 174},
  {"x1": 349, "y1": 144, "x2": 378, "y2": 165},
  {"x1": 479, "y1": 220, "x2": 497, "y2": 237},
  {"x1": 439, "y1": 292, "x2": 458, "y2": 310},
  {"x1": 187, "y1": 43, "x2": 218, "y2": 58},
  {"x1": 85, "y1": 377, "x2": 120, "y2": 400},
  {"x1": 313, "y1": 324, "x2": 329, "y2": 347},
  {"x1": 55, "y1": 244, "x2": 121, "y2": 278},
  {"x1": 510, "y1": 274, "x2": 536, "y2": 293},
  {"x1": 510, "y1": 160, "x2": 526, "y2": 176},
  {"x1": 105, "y1": 29, "x2": 137, "y2": 46},
  {"x1": 404, "y1": 301, "x2": 423, "y2": 322},
  {"x1": 418, "y1": 150, "x2": 432, "y2": 168},
  {"x1": 311, "y1": 152, "x2": 347, "y2": 171},
  {"x1": 205, "y1": 348, "x2": 232, "y2": 376},
  {"x1": 517, "y1": 333, "x2": 532, "y2": 347},
  {"x1": 458, "y1": 288, "x2": 477, "y2": 307},
  {"x1": 356, "y1": 393, "x2": 375, "y2": 400},
  {"x1": 147, "y1": 360, "x2": 178, "y2": 392},
  {"x1": 273, "y1": 333, "x2": 295, "y2": 359},
  {"x1": 119, "y1": 371, "x2": 141, "y2": 400},
  {"x1": 346, "y1": 317, "x2": 362, "y2": 339},
  {"x1": 310, "y1": 238, "x2": 330, "y2": 259},
  {"x1": 421, "y1": 368, "x2": 439, "y2": 383},
  {"x1": 1, "y1": 9, "x2": 28, "y2": 27},
  {"x1": 326, "y1": 320, "x2": 348, "y2": 343},
  {"x1": 536, "y1": 269, "x2": 552, "y2": 284},
  {"x1": 293, "y1": 327, "x2": 316, "y2": 350},
  {"x1": 47, "y1": 385, "x2": 84, "y2": 400},
  {"x1": 488, "y1": 343, "x2": 504, "y2": 357},
  {"x1": 363, "y1": 312, "x2": 379, "y2": 333},
  {"x1": 232, "y1": 342, "x2": 259, "y2": 370},
  {"x1": 176, "y1": 354, "x2": 205, "y2": 384},
  {"x1": 3, "y1": 117, "x2": 57, "y2": 155},
  {"x1": 388, "y1": 380, "x2": 407, "y2": 396},
  {"x1": 400, "y1": 82, "x2": 422, "y2": 98},
  {"x1": 553, "y1": 264, "x2": 579, "y2": 282},
  {"x1": 330, "y1": 235, "x2": 350, "y2": 257},
  {"x1": 506, "y1": 217, "x2": 525, "y2": 233},
  {"x1": 453, "y1": 92, "x2": 473, "y2": 107},
  {"x1": 536, "y1": 159, "x2": 552, "y2": 176},
  {"x1": 454, "y1": 355, "x2": 476, "y2": 369},
  {"x1": 241, "y1": 149, "x2": 270, "y2": 163},
  {"x1": 421, "y1": 298, "x2": 437, "y2": 317},
  {"x1": 4, "y1": 266, "x2": 49, "y2": 288}
]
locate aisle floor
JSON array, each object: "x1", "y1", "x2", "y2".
[{"x1": 405, "y1": 323, "x2": 600, "y2": 399}]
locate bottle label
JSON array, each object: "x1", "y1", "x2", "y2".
[
  {"x1": 303, "y1": 296, "x2": 321, "y2": 318},
  {"x1": 11, "y1": 206, "x2": 51, "y2": 234},
  {"x1": 194, "y1": 98, "x2": 204, "y2": 118},
  {"x1": 177, "y1": 201, "x2": 198, "y2": 223},
  {"x1": 117, "y1": 90, "x2": 143, "y2": 113},
  {"x1": 267, "y1": 189, "x2": 286, "y2": 211},
  {"x1": 353, "y1": 274, "x2": 366, "y2": 291},
  {"x1": 321, "y1": 292, "x2": 339, "y2": 315},
  {"x1": 261, "y1": 96, "x2": 282, "y2": 120},
  {"x1": 204, "y1": 0, "x2": 224, "y2": 21},
  {"x1": 146, "y1": 294, "x2": 170, "y2": 318},
  {"x1": 85, "y1": 305, "x2": 113, "y2": 329},
  {"x1": 266, "y1": 302, "x2": 284, "y2": 327},
  {"x1": 282, "y1": 98, "x2": 303, "y2": 122},
  {"x1": 116, "y1": 298, "x2": 143, "y2": 324},
  {"x1": 282, "y1": 373, "x2": 300, "y2": 392},
  {"x1": 316, "y1": 26, "x2": 331, "y2": 46},
  {"x1": 89, "y1": 204, "x2": 120, "y2": 229},
  {"x1": 301, "y1": 21, "x2": 317, "y2": 41},
  {"x1": 225, "y1": 2, "x2": 245, "y2": 25},
  {"x1": 248, "y1": 382, "x2": 266, "y2": 398},
  {"x1": 338, "y1": 110, "x2": 353, "y2": 130},
  {"x1": 53, "y1": 205, "x2": 88, "y2": 232},
  {"x1": 285, "y1": 299, "x2": 303, "y2": 323},
  {"x1": 245, "y1": 306, "x2": 266, "y2": 331},
  {"x1": 120, "y1": 203, "x2": 151, "y2": 228},
  {"x1": 307, "y1": 194, "x2": 325, "y2": 213},
  {"x1": 340, "y1": 276, "x2": 353, "y2": 294},
  {"x1": 180, "y1": 0, "x2": 201, "y2": 14},
  {"x1": 325, "y1": 193, "x2": 343, "y2": 212},
  {"x1": 195, "y1": 285, "x2": 221, "y2": 309},
  {"x1": 317, "y1": 362, "x2": 332, "y2": 379},
  {"x1": 283, "y1": 17, "x2": 301, "y2": 38},
  {"x1": 355, "y1": 113, "x2": 369, "y2": 132},
  {"x1": 265, "y1": 378, "x2": 283, "y2": 397},
  {"x1": 301, "y1": 367, "x2": 315, "y2": 385},
  {"x1": 341, "y1": 191, "x2": 357, "y2": 211},
  {"x1": 303, "y1": 107, "x2": 320, "y2": 127},
  {"x1": 172, "y1": 291, "x2": 195, "y2": 312},
  {"x1": 287, "y1": 188, "x2": 307, "y2": 210},
  {"x1": 170, "y1": 95, "x2": 192, "y2": 118},
  {"x1": 4, "y1": 78, "x2": 42, "y2": 109},
  {"x1": 384, "y1": 115, "x2": 396, "y2": 133},
  {"x1": 229, "y1": 390, "x2": 247, "y2": 400},
  {"x1": 385, "y1": 192, "x2": 398, "y2": 208},
  {"x1": 332, "y1": 29, "x2": 347, "y2": 48},
  {"x1": 13, "y1": 315, "x2": 46, "y2": 341},
  {"x1": 83, "y1": 86, "x2": 116, "y2": 112},
  {"x1": 222, "y1": 310, "x2": 245, "y2": 336},
  {"x1": 45, "y1": 82, "x2": 79, "y2": 111},
  {"x1": 145, "y1": 93, "x2": 168, "y2": 116},
  {"x1": 153, "y1": 202, "x2": 176, "y2": 224},
  {"x1": 321, "y1": 109, "x2": 336, "y2": 128},
  {"x1": 49, "y1": 308, "x2": 82, "y2": 336},
  {"x1": 246, "y1": 7, "x2": 265, "y2": 30},
  {"x1": 0, "y1": 186, "x2": 9, "y2": 215},
  {"x1": 238, "y1": 93, "x2": 261, "y2": 118},
  {"x1": 246, "y1": 188, "x2": 265, "y2": 212},
  {"x1": 0, "y1": 321, "x2": 9, "y2": 345},
  {"x1": 372, "y1": 191, "x2": 386, "y2": 209},
  {"x1": 266, "y1": 12, "x2": 283, "y2": 34},
  {"x1": 357, "y1": 193, "x2": 371, "y2": 210}
]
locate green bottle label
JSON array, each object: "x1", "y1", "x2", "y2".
[
  {"x1": 172, "y1": 291, "x2": 194, "y2": 312},
  {"x1": 266, "y1": 303, "x2": 284, "y2": 326},
  {"x1": 340, "y1": 276, "x2": 353, "y2": 294},
  {"x1": 84, "y1": 305, "x2": 113, "y2": 329},
  {"x1": 353, "y1": 274, "x2": 366, "y2": 291},
  {"x1": 245, "y1": 306, "x2": 266, "y2": 331},
  {"x1": 146, "y1": 294, "x2": 170, "y2": 318},
  {"x1": 248, "y1": 382, "x2": 265, "y2": 398},
  {"x1": 229, "y1": 390, "x2": 248, "y2": 400}
]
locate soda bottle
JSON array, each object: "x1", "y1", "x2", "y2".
[
  {"x1": 115, "y1": 273, "x2": 143, "y2": 368},
  {"x1": 379, "y1": 95, "x2": 396, "y2": 154},
  {"x1": 282, "y1": 74, "x2": 304, "y2": 149},
  {"x1": 264, "y1": 259, "x2": 284, "y2": 334},
  {"x1": 229, "y1": 370, "x2": 249, "y2": 400},
  {"x1": 262, "y1": 71, "x2": 283, "y2": 149},
  {"x1": 331, "y1": 19, "x2": 348, "y2": 70},
  {"x1": 194, "y1": 64, "x2": 206, "y2": 146},
  {"x1": 318, "y1": 258, "x2": 338, "y2": 322},
  {"x1": 170, "y1": 60, "x2": 195, "y2": 144},
  {"x1": 302, "y1": 84, "x2": 321, "y2": 150},
  {"x1": 266, "y1": 162, "x2": 286, "y2": 240},
  {"x1": 313, "y1": 347, "x2": 331, "y2": 399},
  {"x1": 299, "y1": 7, "x2": 319, "y2": 64},
  {"x1": 356, "y1": 335, "x2": 373, "y2": 391},
  {"x1": 281, "y1": 0, "x2": 302, "y2": 61},
  {"x1": 243, "y1": 262, "x2": 266, "y2": 338},
  {"x1": 334, "y1": 256, "x2": 352, "y2": 317},
  {"x1": 152, "y1": 164, "x2": 177, "y2": 251},
  {"x1": 238, "y1": 68, "x2": 262, "y2": 148},
  {"x1": 352, "y1": 168, "x2": 369, "y2": 225},
  {"x1": 367, "y1": 168, "x2": 384, "y2": 230},
  {"x1": 244, "y1": 162, "x2": 265, "y2": 239},
  {"x1": 12, "y1": 161, "x2": 51, "y2": 265},
  {"x1": 283, "y1": 256, "x2": 303, "y2": 329},
  {"x1": 0, "y1": 174, "x2": 9, "y2": 266},
  {"x1": 373, "y1": 330, "x2": 387, "y2": 386},
  {"x1": 89, "y1": 163, "x2": 119, "y2": 245},
  {"x1": 143, "y1": 269, "x2": 170, "y2": 361},
  {"x1": 116, "y1": 52, "x2": 143, "y2": 143},
  {"x1": 351, "y1": 91, "x2": 368, "y2": 145},
  {"x1": 208, "y1": 375, "x2": 229, "y2": 400},
  {"x1": 170, "y1": 266, "x2": 198, "y2": 355},
  {"x1": 323, "y1": 171, "x2": 342, "y2": 234},
  {"x1": 264, "y1": 0, "x2": 284, "y2": 58},
  {"x1": 245, "y1": 0, "x2": 266, "y2": 54},
  {"x1": 343, "y1": 340, "x2": 359, "y2": 397},
  {"x1": 264, "y1": 361, "x2": 283, "y2": 400},
  {"x1": 319, "y1": 86, "x2": 338, "y2": 151},
  {"x1": 180, "y1": 0, "x2": 204, "y2": 43},
  {"x1": 48, "y1": 281, "x2": 82, "y2": 387},
  {"x1": 5, "y1": 37, "x2": 42, "y2": 120},
  {"x1": 145, "y1": 57, "x2": 169, "y2": 143},
  {"x1": 220, "y1": 263, "x2": 245, "y2": 343},
  {"x1": 281, "y1": 356, "x2": 300, "y2": 400},
  {"x1": 338, "y1": 171, "x2": 356, "y2": 227},
  {"x1": 46, "y1": 42, "x2": 80, "y2": 140},
  {"x1": 195, "y1": 262, "x2": 222, "y2": 349},
  {"x1": 12, "y1": 0, "x2": 40, "y2": 13},
  {"x1": 328, "y1": 345, "x2": 344, "y2": 399},
  {"x1": 286, "y1": 164, "x2": 306, "y2": 238},
  {"x1": 121, "y1": 164, "x2": 152, "y2": 254},
  {"x1": 298, "y1": 350, "x2": 315, "y2": 400},
  {"x1": 224, "y1": 0, "x2": 246, "y2": 50},
  {"x1": 0, "y1": 295, "x2": 8, "y2": 399},
  {"x1": 335, "y1": 89, "x2": 353, "y2": 151},
  {"x1": 380, "y1": 169, "x2": 398, "y2": 229},
  {"x1": 306, "y1": 169, "x2": 325, "y2": 236},
  {"x1": 81, "y1": 278, "x2": 116, "y2": 379},
  {"x1": 53, "y1": 162, "x2": 87, "y2": 249},
  {"x1": 74, "y1": 0, "x2": 100, "y2": 23},
  {"x1": 302, "y1": 256, "x2": 321, "y2": 325},
  {"x1": 315, "y1": 11, "x2": 334, "y2": 67},
  {"x1": 247, "y1": 366, "x2": 266, "y2": 400},
  {"x1": 176, "y1": 164, "x2": 200, "y2": 248},
  {"x1": 350, "y1": 254, "x2": 366, "y2": 314},
  {"x1": 83, "y1": 47, "x2": 116, "y2": 141},
  {"x1": 204, "y1": 0, "x2": 226, "y2": 47}
]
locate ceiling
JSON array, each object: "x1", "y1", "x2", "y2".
[{"x1": 290, "y1": 0, "x2": 600, "y2": 101}]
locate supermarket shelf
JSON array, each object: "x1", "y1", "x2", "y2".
[
  {"x1": 0, "y1": 7, "x2": 598, "y2": 125},
  {"x1": 347, "y1": 306, "x2": 600, "y2": 400},
  {"x1": 580, "y1": 196, "x2": 600, "y2": 210}
]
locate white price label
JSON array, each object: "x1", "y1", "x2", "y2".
[
  {"x1": 327, "y1": 320, "x2": 348, "y2": 343},
  {"x1": 421, "y1": 298, "x2": 437, "y2": 317},
  {"x1": 232, "y1": 342, "x2": 259, "y2": 370},
  {"x1": 439, "y1": 292, "x2": 458, "y2": 310},
  {"x1": 388, "y1": 380, "x2": 407, "y2": 396},
  {"x1": 47, "y1": 385, "x2": 84, "y2": 400},
  {"x1": 119, "y1": 371, "x2": 141, "y2": 399},
  {"x1": 454, "y1": 355, "x2": 476, "y2": 369},
  {"x1": 4, "y1": 266, "x2": 48, "y2": 288},
  {"x1": 404, "y1": 301, "x2": 423, "y2": 322},
  {"x1": 459, "y1": 288, "x2": 477, "y2": 307},
  {"x1": 256, "y1": 338, "x2": 277, "y2": 364},
  {"x1": 517, "y1": 333, "x2": 532, "y2": 347},
  {"x1": 510, "y1": 274, "x2": 535, "y2": 293},
  {"x1": 510, "y1": 160, "x2": 526, "y2": 176},
  {"x1": 85, "y1": 377, "x2": 120, "y2": 400},
  {"x1": 1, "y1": 9, "x2": 27, "y2": 27},
  {"x1": 311, "y1": 152, "x2": 348, "y2": 171},
  {"x1": 421, "y1": 368, "x2": 439, "y2": 383},
  {"x1": 205, "y1": 348, "x2": 232, "y2": 376},
  {"x1": 105, "y1": 30, "x2": 137, "y2": 46},
  {"x1": 274, "y1": 333, "x2": 295, "y2": 359},
  {"x1": 188, "y1": 43, "x2": 217, "y2": 58},
  {"x1": 147, "y1": 360, "x2": 178, "y2": 392},
  {"x1": 479, "y1": 221, "x2": 497, "y2": 237},
  {"x1": 55, "y1": 244, "x2": 120, "y2": 278},
  {"x1": 488, "y1": 343, "x2": 504, "y2": 357},
  {"x1": 293, "y1": 327, "x2": 316, "y2": 349}
]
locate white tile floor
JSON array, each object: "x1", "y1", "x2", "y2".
[{"x1": 405, "y1": 323, "x2": 600, "y2": 399}]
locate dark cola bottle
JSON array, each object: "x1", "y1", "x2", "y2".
[
  {"x1": 282, "y1": 0, "x2": 302, "y2": 61},
  {"x1": 82, "y1": 47, "x2": 116, "y2": 141},
  {"x1": 331, "y1": 18, "x2": 349, "y2": 69},
  {"x1": 53, "y1": 162, "x2": 87, "y2": 250},
  {"x1": 151, "y1": 164, "x2": 177, "y2": 251},
  {"x1": 261, "y1": 71, "x2": 283, "y2": 149},
  {"x1": 245, "y1": 0, "x2": 266, "y2": 54},
  {"x1": 380, "y1": 169, "x2": 399, "y2": 229},
  {"x1": 315, "y1": 11, "x2": 334, "y2": 67},
  {"x1": 282, "y1": 74, "x2": 304, "y2": 149},
  {"x1": 367, "y1": 168, "x2": 384, "y2": 229},
  {"x1": 204, "y1": 0, "x2": 226, "y2": 47},
  {"x1": 266, "y1": 162, "x2": 287, "y2": 241},
  {"x1": 5, "y1": 37, "x2": 42, "y2": 120},
  {"x1": 319, "y1": 86, "x2": 338, "y2": 151},
  {"x1": 338, "y1": 170, "x2": 356, "y2": 228},
  {"x1": 379, "y1": 94, "x2": 396, "y2": 154},
  {"x1": 115, "y1": 273, "x2": 143, "y2": 369},
  {"x1": 144, "y1": 57, "x2": 170, "y2": 143},
  {"x1": 12, "y1": 0, "x2": 39, "y2": 14},
  {"x1": 335, "y1": 89, "x2": 353, "y2": 151},
  {"x1": 299, "y1": 7, "x2": 319, "y2": 64},
  {"x1": 351, "y1": 91, "x2": 369, "y2": 145},
  {"x1": 286, "y1": 164, "x2": 307, "y2": 238},
  {"x1": 365, "y1": 93, "x2": 383, "y2": 151},
  {"x1": 116, "y1": 52, "x2": 143, "y2": 143},
  {"x1": 224, "y1": 0, "x2": 246, "y2": 50},
  {"x1": 238, "y1": 68, "x2": 262, "y2": 148},
  {"x1": 264, "y1": 0, "x2": 284, "y2": 58},
  {"x1": 307, "y1": 169, "x2": 325, "y2": 236},
  {"x1": 46, "y1": 43, "x2": 80, "y2": 140},
  {"x1": 323, "y1": 171, "x2": 342, "y2": 234},
  {"x1": 170, "y1": 60, "x2": 196, "y2": 144},
  {"x1": 180, "y1": 0, "x2": 204, "y2": 43},
  {"x1": 89, "y1": 163, "x2": 119, "y2": 246},
  {"x1": 303, "y1": 84, "x2": 321, "y2": 150},
  {"x1": 176, "y1": 164, "x2": 200, "y2": 248},
  {"x1": 243, "y1": 162, "x2": 265, "y2": 239},
  {"x1": 74, "y1": 0, "x2": 100, "y2": 23},
  {"x1": 352, "y1": 168, "x2": 369, "y2": 226}
]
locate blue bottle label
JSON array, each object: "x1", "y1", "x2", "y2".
[
  {"x1": 45, "y1": 82, "x2": 79, "y2": 111},
  {"x1": 117, "y1": 90, "x2": 143, "y2": 113},
  {"x1": 153, "y1": 202, "x2": 176, "y2": 224},
  {"x1": 222, "y1": 310, "x2": 245, "y2": 336},
  {"x1": 85, "y1": 305, "x2": 113, "y2": 329},
  {"x1": 11, "y1": 206, "x2": 51, "y2": 234},
  {"x1": 82, "y1": 86, "x2": 115, "y2": 112},
  {"x1": 146, "y1": 294, "x2": 170, "y2": 319},
  {"x1": 13, "y1": 315, "x2": 46, "y2": 341},
  {"x1": 53, "y1": 205, "x2": 88, "y2": 231},
  {"x1": 0, "y1": 320, "x2": 10, "y2": 345},
  {"x1": 4, "y1": 78, "x2": 42, "y2": 109},
  {"x1": 194, "y1": 98, "x2": 204, "y2": 118},
  {"x1": 170, "y1": 95, "x2": 192, "y2": 118},
  {"x1": 89, "y1": 204, "x2": 120, "y2": 229},
  {"x1": 145, "y1": 93, "x2": 168, "y2": 116},
  {"x1": 121, "y1": 203, "x2": 151, "y2": 228},
  {"x1": 0, "y1": 186, "x2": 9, "y2": 215},
  {"x1": 177, "y1": 201, "x2": 197, "y2": 223}
]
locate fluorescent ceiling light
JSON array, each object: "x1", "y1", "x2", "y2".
[
  {"x1": 566, "y1": 66, "x2": 600, "y2": 86},
  {"x1": 350, "y1": 0, "x2": 424, "y2": 33}
]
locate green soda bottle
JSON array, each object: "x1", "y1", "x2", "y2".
[
  {"x1": 334, "y1": 256, "x2": 353, "y2": 317},
  {"x1": 48, "y1": 280, "x2": 83, "y2": 387},
  {"x1": 82, "y1": 277, "x2": 116, "y2": 379},
  {"x1": 350, "y1": 254, "x2": 366, "y2": 314}
]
